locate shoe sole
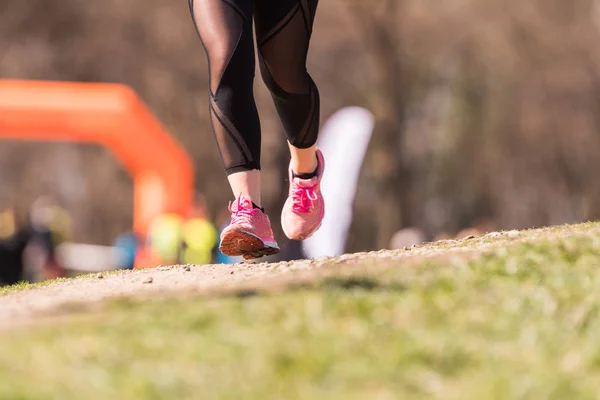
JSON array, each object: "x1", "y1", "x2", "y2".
[
  {"x1": 241, "y1": 246, "x2": 280, "y2": 260},
  {"x1": 219, "y1": 227, "x2": 280, "y2": 260}
]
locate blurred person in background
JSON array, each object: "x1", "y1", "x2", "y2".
[
  {"x1": 188, "y1": 0, "x2": 325, "y2": 260},
  {"x1": 147, "y1": 194, "x2": 218, "y2": 265},
  {"x1": 0, "y1": 204, "x2": 30, "y2": 286},
  {"x1": 26, "y1": 196, "x2": 71, "y2": 281},
  {"x1": 147, "y1": 212, "x2": 185, "y2": 265},
  {"x1": 112, "y1": 231, "x2": 140, "y2": 270},
  {"x1": 179, "y1": 194, "x2": 218, "y2": 265}
]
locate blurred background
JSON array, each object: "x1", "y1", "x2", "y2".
[{"x1": 1, "y1": 0, "x2": 600, "y2": 282}]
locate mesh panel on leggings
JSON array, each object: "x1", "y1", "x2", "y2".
[
  {"x1": 255, "y1": 0, "x2": 320, "y2": 148},
  {"x1": 189, "y1": 0, "x2": 261, "y2": 173}
]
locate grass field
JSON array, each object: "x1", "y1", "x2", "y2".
[{"x1": 2, "y1": 223, "x2": 600, "y2": 399}]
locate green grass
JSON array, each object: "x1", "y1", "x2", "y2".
[
  {"x1": 3, "y1": 225, "x2": 600, "y2": 399},
  {"x1": 0, "y1": 269, "x2": 134, "y2": 296},
  {"x1": 0, "y1": 277, "x2": 70, "y2": 296}
]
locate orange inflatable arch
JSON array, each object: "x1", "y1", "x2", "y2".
[{"x1": 0, "y1": 79, "x2": 194, "y2": 237}]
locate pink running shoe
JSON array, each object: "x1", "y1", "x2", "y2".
[
  {"x1": 281, "y1": 149, "x2": 325, "y2": 241},
  {"x1": 219, "y1": 196, "x2": 280, "y2": 260}
]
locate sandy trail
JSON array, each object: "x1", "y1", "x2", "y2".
[
  {"x1": 0, "y1": 259, "x2": 315, "y2": 326},
  {"x1": 0, "y1": 245, "x2": 454, "y2": 327}
]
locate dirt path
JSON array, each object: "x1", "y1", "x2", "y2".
[
  {"x1": 0, "y1": 253, "x2": 404, "y2": 327},
  {"x1": 0, "y1": 225, "x2": 594, "y2": 328}
]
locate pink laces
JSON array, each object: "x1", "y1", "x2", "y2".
[
  {"x1": 229, "y1": 196, "x2": 257, "y2": 225},
  {"x1": 291, "y1": 185, "x2": 318, "y2": 214}
]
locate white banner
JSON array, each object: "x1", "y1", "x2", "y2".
[
  {"x1": 56, "y1": 243, "x2": 126, "y2": 272},
  {"x1": 302, "y1": 107, "x2": 375, "y2": 258}
]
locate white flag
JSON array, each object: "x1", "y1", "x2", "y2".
[{"x1": 302, "y1": 107, "x2": 375, "y2": 258}]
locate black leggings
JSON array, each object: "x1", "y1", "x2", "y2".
[{"x1": 189, "y1": 0, "x2": 320, "y2": 175}]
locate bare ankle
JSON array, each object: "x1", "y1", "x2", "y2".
[
  {"x1": 227, "y1": 170, "x2": 262, "y2": 207},
  {"x1": 288, "y1": 143, "x2": 318, "y2": 175}
]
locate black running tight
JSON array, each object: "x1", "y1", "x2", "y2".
[{"x1": 188, "y1": 0, "x2": 320, "y2": 175}]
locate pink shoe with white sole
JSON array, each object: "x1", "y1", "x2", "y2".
[
  {"x1": 219, "y1": 196, "x2": 280, "y2": 260},
  {"x1": 281, "y1": 149, "x2": 325, "y2": 241}
]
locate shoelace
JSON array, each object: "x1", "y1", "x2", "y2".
[
  {"x1": 229, "y1": 196, "x2": 257, "y2": 225},
  {"x1": 291, "y1": 185, "x2": 318, "y2": 214}
]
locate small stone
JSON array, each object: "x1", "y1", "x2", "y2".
[
  {"x1": 230, "y1": 271, "x2": 234, "y2": 275},
  {"x1": 157, "y1": 266, "x2": 171, "y2": 271},
  {"x1": 463, "y1": 235, "x2": 476, "y2": 240},
  {"x1": 183, "y1": 266, "x2": 191, "y2": 272},
  {"x1": 143, "y1": 277, "x2": 153, "y2": 284},
  {"x1": 96, "y1": 273, "x2": 103, "y2": 279}
]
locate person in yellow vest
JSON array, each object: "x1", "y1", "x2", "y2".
[
  {"x1": 179, "y1": 194, "x2": 218, "y2": 265},
  {"x1": 180, "y1": 217, "x2": 217, "y2": 265},
  {"x1": 146, "y1": 194, "x2": 218, "y2": 266},
  {"x1": 147, "y1": 212, "x2": 185, "y2": 265}
]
